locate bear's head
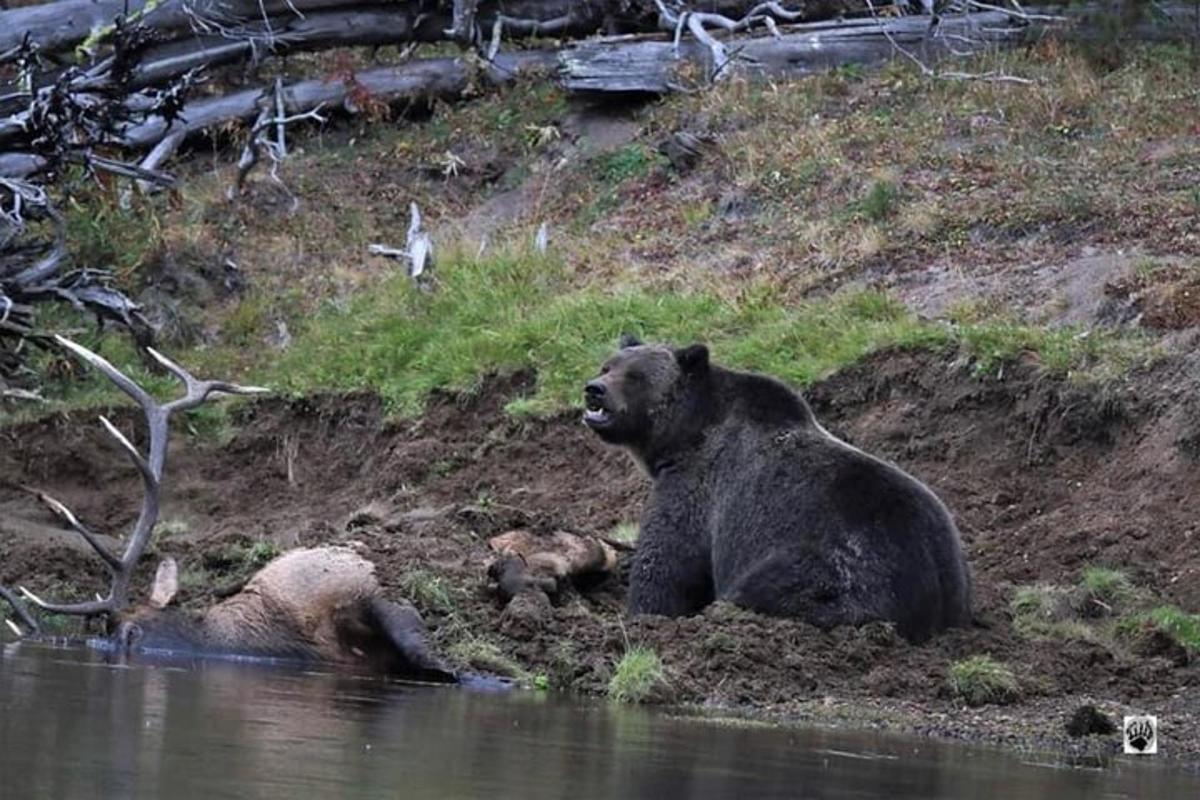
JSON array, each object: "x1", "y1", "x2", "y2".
[{"x1": 582, "y1": 334, "x2": 711, "y2": 457}]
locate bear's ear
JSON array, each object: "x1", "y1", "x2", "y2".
[
  {"x1": 675, "y1": 343, "x2": 709, "y2": 375},
  {"x1": 618, "y1": 333, "x2": 642, "y2": 349}
]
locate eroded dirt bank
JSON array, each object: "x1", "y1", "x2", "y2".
[{"x1": 2, "y1": 349, "x2": 1198, "y2": 769}]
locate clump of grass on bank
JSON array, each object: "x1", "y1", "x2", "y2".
[
  {"x1": 610, "y1": 522, "x2": 640, "y2": 545},
  {"x1": 399, "y1": 570, "x2": 457, "y2": 615},
  {"x1": 448, "y1": 638, "x2": 529, "y2": 680},
  {"x1": 947, "y1": 655, "x2": 1020, "y2": 707},
  {"x1": 1010, "y1": 583, "x2": 1096, "y2": 642},
  {"x1": 1118, "y1": 606, "x2": 1200, "y2": 654},
  {"x1": 153, "y1": 518, "x2": 191, "y2": 539},
  {"x1": 1010, "y1": 566, "x2": 1143, "y2": 644},
  {"x1": 1007, "y1": 567, "x2": 1200, "y2": 661},
  {"x1": 1079, "y1": 566, "x2": 1136, "y2": 612},
  {"x1": 609, "y1": 646, "x2": 668, "y2": 704}
]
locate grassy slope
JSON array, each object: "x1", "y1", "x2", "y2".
[{"x1": 6, "y1": 42, "x2": 1197, "y2": 422}]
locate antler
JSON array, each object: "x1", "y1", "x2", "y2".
[{"x1": 8, "y1": 336, "x2": 269, "y2": 622}]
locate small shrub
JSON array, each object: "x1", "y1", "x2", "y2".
[
  {"x1": 948, "y1": 655, "x2": 1020, "y2": 707},
  {"x1": 608, "y1": 647, "x2": 667, "y2": 704},
  {"x1": 857, "y1": 180, "x2": 899, "y2": 222},
  {"x1": 592, "y1": 145, "x2": 663, "y2": 185},
  {"x1": 177, "y1": 565, "x2": 210, "y2": 593},
  {"x1": 244, "y1": 541, "x2": 280, "y2": 570}
]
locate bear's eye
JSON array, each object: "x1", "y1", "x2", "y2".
[{"x1": 599, "y1": 365, "x2": 610, "y2": 376}]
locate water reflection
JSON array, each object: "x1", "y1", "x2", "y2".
[{"x1": 1, "y1": 642, "x2": 1195, "y2": 800}]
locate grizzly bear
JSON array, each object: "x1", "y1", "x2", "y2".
[{"x1": 582, "y1": 336, "x2": 971, "y2": 642}]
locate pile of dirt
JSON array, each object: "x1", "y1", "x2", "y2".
[{"x1": 2, "y1": 350, "x2": 1198, "y2": 766}]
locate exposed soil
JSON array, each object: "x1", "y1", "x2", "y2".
[{"x1": 2, "y1": 348, "x2": 1198, "y2": 769}]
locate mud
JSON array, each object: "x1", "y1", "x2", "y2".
[{"x1": 2, "y1": 352, "x2": 1198, "y2": 768}]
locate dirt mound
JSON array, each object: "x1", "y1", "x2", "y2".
[{"x1": 2, "y1": 350, "x2": 1198, "y2": 764}]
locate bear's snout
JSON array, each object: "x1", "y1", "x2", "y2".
[{"x1": 583, "y1": 380, "x2": 615, "y2": 430}]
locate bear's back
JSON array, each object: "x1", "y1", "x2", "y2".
[{"x1": 706, "y1": 414, "x2": 970, "y2": 640}]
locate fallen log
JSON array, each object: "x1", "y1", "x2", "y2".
[
  {"x1": 0, "y1": 0, "x2": 856, "y2": 56},
  {"x1": 120, "y1": 50, "x2": 558, "y2": 148},
  {"x1": 0, "y1": 10, "x2": 1031, "y2": 169},
  {"x1": 0, "y1": 0, "x2": 149, "y2": 56},
  {"x1": 562, "y1": 10, "x2": 1024, "y2": 91}
]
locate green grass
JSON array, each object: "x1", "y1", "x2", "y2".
[
  {"x1": 3, "y1": 242, "x2": 1147, "y2": 426},
  {"x1": 448, "y1": 638, "x2": 529, "y2": 680},
  {"x1": 269, "y1": 247, "x2": 939, "y2": 416},
  {"x1": 855, "y1": 179, "x2": 900, "y2": 222},
  {"x1": 610, "y1": 522, "x2": 640, "y2": 545},
  {"x1": 608, "y1": 646, "x2": 667, "y2": 704},
  {"x1": 591, "y1": 145, "x2": 665, "y2": 185},
  {"x1": 63, "y1": 186, "x2": 164, "y2": 284},
  {"x1": 153, "y1": 518, "x2": 191, "y2": 539},
  {"x1": 266, "y1": 245, "x2": 1143, "y2": 418},
  {"x1": 947, "y1": 655, "x2": 1021, "y2": 707},
  {"x1": 1144, "y1": 606, "x2": 1200, "y2": 652},
  {"x1": 398, "y1": 570, "x2": 456, "y2": 615},
  {"x1": 1079, "y1": 566, "x2": 1135, "y2": 612},
  {"x1": 1010, "y1": 583, "x2": 1097, "y2": 642},
  {"x1": 1118, "y1": 605, "x2": 1200, "y2": 653},
  {"x1": 244, "y1": 541, "x2": 280, "y2": 570}
]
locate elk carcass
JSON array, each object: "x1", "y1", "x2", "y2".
[{"x1": 1, "y1": 337, "x2": 456, "y2": 684}]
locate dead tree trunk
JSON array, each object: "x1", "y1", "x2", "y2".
[
  {"x1": 562, "y1": 12, "x2": 1023, "y2": 91},
  {"x1": 0, "y1": 0, "x2": 854, "y2": 55}
]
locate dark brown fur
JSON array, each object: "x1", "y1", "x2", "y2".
[{"x1": 583, "y1": 337, "x2": 972, "y2": 642}]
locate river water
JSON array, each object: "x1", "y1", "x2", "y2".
[{"x1": 1, "y1": 642, "x2": 1196, "y2": 799}]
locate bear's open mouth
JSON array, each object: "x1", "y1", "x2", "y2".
[{"x1": 583, "y1": 395, "x2": 613, "y2": 428}]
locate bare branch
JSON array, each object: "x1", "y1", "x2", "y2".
[
  {"x1": 1, "y1": 387, "x2": 42, "y2": 401},
  {"x1": 228, "y1": 101, "x2": 327, "y2": 200},
  {"x1": 963, "y1": 0, "x2": 1066, "y2": 21}
]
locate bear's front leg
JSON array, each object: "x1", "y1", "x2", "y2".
[{"x1": 627, "y1": 498, "x2": 713, "y2": 617}]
